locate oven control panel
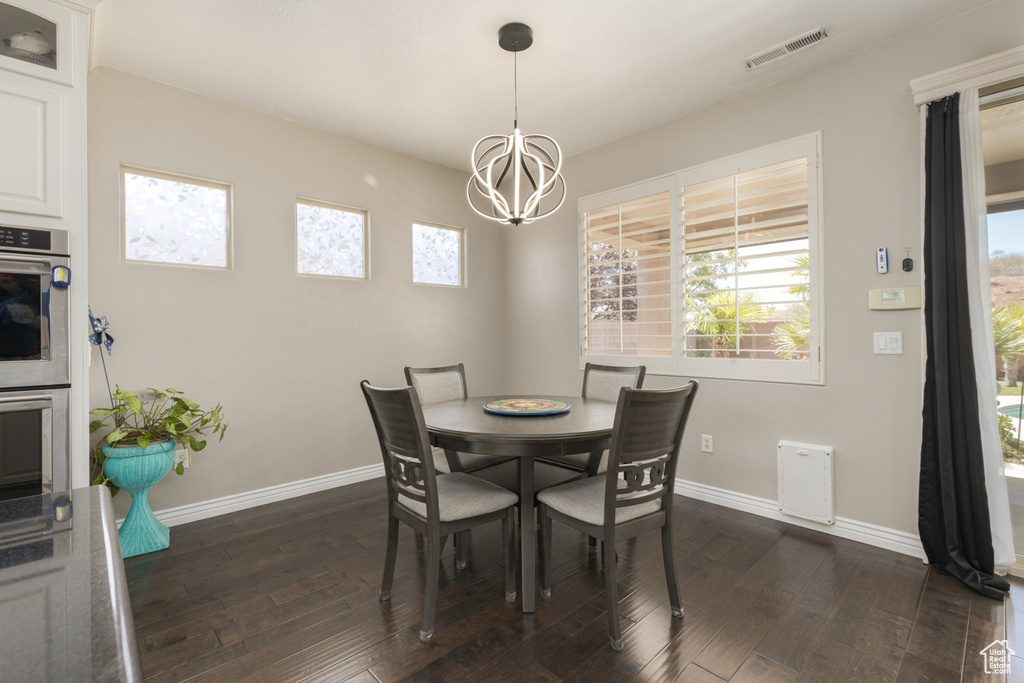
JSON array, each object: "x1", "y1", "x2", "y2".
[{"x1": 0, "y1": 227, "x2": 51, "y2": 252}]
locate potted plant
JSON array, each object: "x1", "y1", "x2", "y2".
[{"x1": 90, "y1": 386, "x2": 227, "y2": 558}]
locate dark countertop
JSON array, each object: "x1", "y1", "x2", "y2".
[{"x1": 0, "y1": 485, "x2": 142, "y2": 681}]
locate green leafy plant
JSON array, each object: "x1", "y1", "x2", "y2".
[
  {"x1": 90, "y1": 387, "x2": 227, "y2": 494},
  {"x1": 771, "y1": 254, "x2": 811, "y2": 360},
  {"x1": 685, "y1": 289, "x2": 769, "y2": 357},
  {"x1": 998, "y1": 413, "x2": 1024, "y2": 464},
  {"x1": 993, "y1": 304, "x2": 1024, "y2": 387}
]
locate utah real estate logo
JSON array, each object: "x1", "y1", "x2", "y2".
[{"x1": 980, "y1": 639, "x2": 1013, "y2": 675}]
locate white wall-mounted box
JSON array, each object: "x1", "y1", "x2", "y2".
[{"x1": 778, "y1": 440, "x2": 835, "y2": 525}]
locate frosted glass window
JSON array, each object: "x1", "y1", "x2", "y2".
[
  {"x1": 121, "y1": 166, "x2": 231, "y2": 269},
  {"x1": 412, "y1": 223, "x2": 463, "y2": 286},
  {"x1": 296, "y1": 199, "x2": 368, "y2": 279}
]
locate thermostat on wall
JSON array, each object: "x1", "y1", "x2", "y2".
[{"x1": 868, "y1": 287, "x2": 921, "y2": 310}]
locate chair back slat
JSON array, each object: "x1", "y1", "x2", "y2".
[
  {"x1": 582, "y1": 363, "x2": 646, "y2": 402},
  {"x1": 404, "y1": 364, "x2": 468, "y2": 405},
  {"x1": 604, "y1": 382, "x2": 699, "y2": 522},
  {"x1": 615, "y1": 453, "x2": 671, "y2": 506},
  {"x1": 384, "y1": 447, "x2": 427, "y2": 502},
  {"x1": 361, "y1": 381, "x2": 438, "y2": 511}
]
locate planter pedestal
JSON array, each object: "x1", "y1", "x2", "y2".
[{"x1": 102, "y1": 441, "x2": 176, "y2": 558}]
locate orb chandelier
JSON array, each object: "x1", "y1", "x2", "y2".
[{"x1": 467, "y1": 22, "x2": 566, "y2": 226}]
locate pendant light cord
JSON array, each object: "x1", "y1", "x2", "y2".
[{"x1": 513, "y1": 43, "x2": 518, "y2": 128}]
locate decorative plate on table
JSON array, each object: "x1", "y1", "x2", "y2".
[{"x1": 483, "y1": 398, "x2": 571, "y2": 416}]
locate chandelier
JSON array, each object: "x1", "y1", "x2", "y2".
[{"x1": 467, "y1": 23, "x2": 566, "y2": 226}]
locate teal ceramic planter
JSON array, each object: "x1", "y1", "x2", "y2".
[{"x1": 102, "y1": 440, "x2": 176, "y2": 558}]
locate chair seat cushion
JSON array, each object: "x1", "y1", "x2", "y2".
[
  {"x1": 536, "y1": 475, "x2": 661, "y2": 526},
  {"x1": 430, "y1": 446, "x2": 508, "y2": 474},
  {"x1": 399, "y1": 472, "x2": 518, "y2": 522}
]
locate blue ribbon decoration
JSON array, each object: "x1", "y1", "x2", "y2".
[{"x1": 88, "y1": 307, "x2": 114, "y2": 355}]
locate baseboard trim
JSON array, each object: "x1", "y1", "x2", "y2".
[
  {"x1": 123, "y1": 464, "x2": 385, "y2": 528},
  {"x1": 674, "y1": 477, "x2": 925, "y2": 560},
  {"x1": 118, "y1": 464, "x2": 922, "y2": 560}
]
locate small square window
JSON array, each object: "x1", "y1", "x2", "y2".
[
  {"x1": 296, "y1": 198, "x2": 369, "y2": 279},
  {"x1": 120, "y1": 165, "x2": 232, "y2": 269},
  {"x1": 412, "y1": 222, "x2": 463, "y2": 287}
]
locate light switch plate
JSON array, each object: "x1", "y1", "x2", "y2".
[{"x1": 873, "y1": 332, "x2": 903, "y2": 355}]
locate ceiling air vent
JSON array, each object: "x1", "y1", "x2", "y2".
[{"x1": 745, "y1": 27, "x2": 829, "y2": 70}]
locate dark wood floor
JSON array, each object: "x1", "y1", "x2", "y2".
[{"x1": 124, "y1": 478, "x2": 1017, "y2": 682}]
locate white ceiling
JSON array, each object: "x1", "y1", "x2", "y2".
[{"x1": 93, "y1": 0, "x2": 994, "y2": 171}]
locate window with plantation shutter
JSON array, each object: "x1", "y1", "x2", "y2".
[
  {"x1": 682, "y1": 158, "x2": 811, "y2": 358},
  {"x1": 581, "y1": 177, "x2": 675, "y2": 363},
  {"x1": 579, "y1": 133, "x2": 823, "y2": 384}
]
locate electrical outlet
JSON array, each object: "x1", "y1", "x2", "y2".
[
  {"x1": 701, "y1": 434, "x2": 713, "y2": 454},
  {"x1": 173, "y1": 446, "x2": 189, "y2": 470}
]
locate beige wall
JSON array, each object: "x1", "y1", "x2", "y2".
[
  {"x1": 502, "y1": 0, "x2": 1024, "y2": 536},
  {"x1": 88, "y1": 68, "x2": 504, "y2": 516}
]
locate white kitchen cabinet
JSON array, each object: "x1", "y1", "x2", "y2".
[
  {"x1": 0, "y1": 74, "x2": 63, "y2": 217},
  {"x1": 0, "y1": 0, "x2": 98, "y2": 488}
]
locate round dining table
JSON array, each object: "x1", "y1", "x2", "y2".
[{"x1": 421, "y1": 394, "x2": 617, "y2": 613}]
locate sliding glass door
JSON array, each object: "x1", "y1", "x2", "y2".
[{"x1": 981, "y1": 83, "x2": 1024, "y2": 568}]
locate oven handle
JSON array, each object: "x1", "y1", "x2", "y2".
[{"x1": 0, "y1": 253, "x2": 53, "y2": 267}]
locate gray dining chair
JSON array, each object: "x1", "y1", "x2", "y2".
[
  {"x1": 361, "y1": 380, "x2": 518, "y2": 642},
  {"x1": 537, "y1": 381, "x2": 698, "y2": 650},
  {"x1": 405, "y1": 364, "x2": 513, "y2": 473},
  {"x1": 478, "y1": 363, "x2": 647, "y2": 539},
  {"x1": 538, "y1": 363, "x2": 647, "y2": 476}
]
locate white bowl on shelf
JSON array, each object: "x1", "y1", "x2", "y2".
[{"x1": 8, "y1": 30, "x2": 50, "y2": 55}]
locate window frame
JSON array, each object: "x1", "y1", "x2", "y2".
[
  {"x1": 411, "y1": 221, "x2": 466, "y2": 288},
  {"x1": 579, "y1": 175, "x2": 679, "y2": 376},
  {"x1": 294, "y1": 196, "x2": 370, "y2": 281},
  {"x1": 119, "y1": 163, "x2": 234, "y2": 271},
  {"x1": 578, "y1": 132, "x2": 825, "y2": 385}
]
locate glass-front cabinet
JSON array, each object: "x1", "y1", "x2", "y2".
[{"x1": 0, "y1": 0, "x2": 73, "y2": 85}]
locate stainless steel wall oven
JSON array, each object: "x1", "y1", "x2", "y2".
[{"x1": 0, "y1": 227, "x2": 70, "y2": 502}]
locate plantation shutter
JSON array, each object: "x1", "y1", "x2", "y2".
[
  {"x1": 583, "y1": 190, "x2": 673, "y2": 358},
  {"x1": 681, "y1": 157, "x2": 812, "y2": 360}
]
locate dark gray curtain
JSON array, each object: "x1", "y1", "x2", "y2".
[{"x1": 919, "y1": 93, "x2": 1008, "y2": 600}]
